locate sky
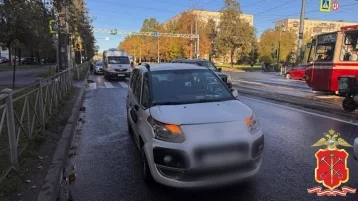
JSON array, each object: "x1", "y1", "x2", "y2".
[{"x1": 86, "y1": 0, "x2": 358, "y2": 52}]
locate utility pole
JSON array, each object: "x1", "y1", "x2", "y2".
[
  {"x1": 65, "y1": 5, "x2": 70, "y2": 69},
  {"x1": 195, "y1": 17, "x2": 199, "y2": 59},
  {"x1": 190, "y1": 24, "x2": 193, "y2": 59},
  {"x1": 297, "y1": 0, "x2": 306, "y2": 64},
  {"x1": 54, "y1": 6, "x2": 60, "y2": 72},
  {"x1": 157, "y1": 36, "x2": 160, "y2": 63}
]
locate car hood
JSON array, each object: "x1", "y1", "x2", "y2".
[
  {"x1": 149, "y1": 100, "x2": 253, "y2": 125},
  {"x1": 108, "y1": 64, "x2": 130, "y2": 69}
]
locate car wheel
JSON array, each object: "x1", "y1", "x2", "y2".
[
  {"x1": 343, "y1": 97, "x2": 356, "y2": 112},
  {"x1": 141, "y1": 144, "x2": 153, "y2": 183},
  {"x1": 286, "y1": 73, "x2": 291, "y2": 79}
]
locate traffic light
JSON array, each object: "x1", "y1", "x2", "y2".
[
  {"x1": 49, "y1": 20, "x2": 57, "y2": 34},
  {"x1": 110, "y1": 29, "x2": 118, "y2": 35}
]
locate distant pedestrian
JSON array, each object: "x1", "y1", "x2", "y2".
[
  {"x1": 250, "y1": 62, "x2": 254, "y2": 72},
  {"x1": 130, "y1": 62, "x2": 134, "y2": 69},
  {"x1": 261, "y1": 63, "x2": 265, "y2": 72}
]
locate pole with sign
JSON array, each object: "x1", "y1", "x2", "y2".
[
  {"x1": 332, "y1": 1, "x2": 339, "y2": 11},
  {"x1": 49, "y1": 20, "x2": 57, "y2": 34},
  {"x1": 320, "y1": 0, "x2": 331, "y2": 12}
]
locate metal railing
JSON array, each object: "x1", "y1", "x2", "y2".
[{"x1": 0, "y1": 63, "x2": 88, "y2": 183}]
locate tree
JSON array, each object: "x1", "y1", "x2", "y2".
[
  {"x1": 216, "y1": 0, "x2": 255, "y2": 67},
  {"x1": 258, "y1": 28, "x2": 297, "y2": 64},
  {"x1": 286, "y1": 51, "x2": 297, "y2": 67}
]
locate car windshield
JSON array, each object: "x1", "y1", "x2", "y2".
[
  {"x1": 150, "y1": 69, "x2": 234, "y2": 106},
  {"x1": 198, "y1": 61, "x2": 218, "y2": 71},
  {"x1": 96, "y1": 62, "x2": 103, "y2": 66},
  {"x1": 108, "y1": 56, "x2": 130, "y2": 64}
]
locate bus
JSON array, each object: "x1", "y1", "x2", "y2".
[
  {"x1": 304, "y1": 25, "x2": 358, "y2": 93},
  {"x1": 102, "y1": 48, "x2": 131, "y2": 79}
]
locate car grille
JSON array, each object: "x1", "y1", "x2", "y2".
[
  {"x1": 114, "y1": 69, "x2": 127, "y2": 72},
  {"x1": 221, "y1": 77, "x2": 227, "y2": 83}
]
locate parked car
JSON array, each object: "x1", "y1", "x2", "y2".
[
  {"x1": 171, "y1": 59, "x2": 233, "y2": 89},
  {"x1": 285, "y1": 65, "x2": 306, "y2": 80},
  {"x1": 21, "y1": 57, "x2": 36, "y2": 65},
  {"x1": 94, "y1": 61, "x2": 104, "y2": 75},
  {"x1": 354, "y1": 137, "x2": 358, "y2": 160},
  {"x1": 126, "y1": 63, "x2": 264, "y2": 187}
]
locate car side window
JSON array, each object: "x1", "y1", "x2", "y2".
[
  {"x1": 130, "y1": 69, "x2": 138, "y2": 91},
  {"x1": 134, "y1": 71, "x2": 143, "y2": 102},
  {"x1": 141, "y1": 73, "x2": 150, "y2": 108}
]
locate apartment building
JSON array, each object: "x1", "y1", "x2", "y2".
[
  {"x1": 275, "y1": 18, "x2": 357, "y2": 37},
  {"x1": 163, "y1": 9, "x2": 254, "y2": 27}
]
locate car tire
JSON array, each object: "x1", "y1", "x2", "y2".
[
  {"x1": 141, "y1": 144, "x2": 153, "y2": 183},
  {"x1": 343, "y1": 97, "x2": 356, "y2": 112},
  {"x1": 286, "y1": 73, "x2": 291, "y2": 79}
]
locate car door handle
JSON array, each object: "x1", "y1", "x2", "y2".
[{"x1": 134, "y1": 105, "x2": 139, "y2": 111}]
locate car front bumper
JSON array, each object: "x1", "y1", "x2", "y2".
[
  {"x1": 104, "y1": 70, "x2": 131, "y2": 78},
  {"x1": 144, "y1": 130, "x2": 264, "y2": 188}
]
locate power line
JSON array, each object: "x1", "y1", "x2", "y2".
[{"x1": 253, "y1": 0, "x2": 298, "y2": 15}]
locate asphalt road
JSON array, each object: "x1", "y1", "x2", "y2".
[
  {"x1": 0, "y1": 65, "x2": 53, "y2": 87},
  {"x1": 58, "y1": 73, "x2": 358, "y2": 201},
  {"x1": 226, "y1": 71, "x2": 310, "y2": 90}
]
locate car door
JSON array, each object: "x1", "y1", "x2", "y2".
[{"x1": 128, "y1": 69, "x2": 143, "y2": 143}]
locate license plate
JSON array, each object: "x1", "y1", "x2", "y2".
[
  {"x1": 118, "y1": 74, "x2": 125, "y2": 77},
  {"x1": 201, "y1": 152, "x2": 242, "y2": 165}
]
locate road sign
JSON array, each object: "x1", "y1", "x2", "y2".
[
  {"x1": 153, "y1": 32, "x2": 158, "y2": 37},
  {"x1": 320, "y1": 0, "x2": 331, "y2": 12},
  {"x1": 49, "y1": 20, "x2": 57, "y2": 34},
  {"x1": 332, "y1": 1, "x2": 339, "y2": 11}
]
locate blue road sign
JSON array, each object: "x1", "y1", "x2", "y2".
[
  {"x1": 320, "y1": 0, "x2": 331, "y2": 12},
  {"x1": 153, "y1": 32, "x2": 158, "y2": 37}
]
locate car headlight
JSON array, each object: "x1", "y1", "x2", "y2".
[
  {"x1": 245, "y1": 113, "x2": 260, "y2": 135},
  {"x1": 148, "y1": 116, "x2": 185, "y2": 143},
  {"x1": 227, "y1": 75, "x2": 232, "y2": 83}
]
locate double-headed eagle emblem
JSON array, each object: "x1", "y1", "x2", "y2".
[{"x1": 312, "y1": 129, "x2": 352, "y2": 149}]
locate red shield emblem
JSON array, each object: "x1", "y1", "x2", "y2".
[
  {"x1": 308, "y1": 129, "x2": 356, "y2": 196},
  {"x1": 315, "y1": 149, "x2": 349, "y2": 190}
]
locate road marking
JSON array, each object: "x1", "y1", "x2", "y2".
[
  {"x1": 104, "y1": 82, "x2": 114, "y2": 88},
  {"x1": 240, "y1": 96, "x2": 358, "y2": 126},
  {"x1": 118, "y1": 82, "x2": 128, "y2": 88},
  {"x1": 88, "y1": 83, "x2": 97, "y2": 90}
]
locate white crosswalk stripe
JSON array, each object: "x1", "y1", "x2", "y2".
[
  {"x1": 88, "y1": 83, "x2": 97, "y2": 90},
  {"x1": 118, "y1": 82, "x2": 128, "y2": 88},
  {"x1": 104, "y1": 82, "x2": 114, "y2": 88}
]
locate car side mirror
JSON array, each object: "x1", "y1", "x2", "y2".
[
  {"x1": 231, "y1": 88, "x2": 239, "y2": 98},
  {"x1": 217, "y1": 68, "x2": 222, "y2": 72},
  {"x1": 354, "y1": 137, "x2": 358, "y2": 160}
]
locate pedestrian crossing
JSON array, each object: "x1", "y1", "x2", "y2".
[{"x1": 87, "y1": 81, "x2": 129, "y2": 90}]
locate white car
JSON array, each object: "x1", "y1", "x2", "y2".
[{"x1": 126, "y1": 63, "x2": 264, "y2": 188}]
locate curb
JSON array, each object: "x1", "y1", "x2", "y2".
[
  {"x1": 235, "y1": 87, "x2": 358, "y2": 120},
  {"x1": 36, "y1": 87, "x2": 85, "y2": 201}
]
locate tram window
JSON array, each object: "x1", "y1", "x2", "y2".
[
  {"x1": 314, "y1": 43, "x2": 335, "y2": 62},
  {"x1": 340, "y1": 32, "x2": 358, "y2": 61}
]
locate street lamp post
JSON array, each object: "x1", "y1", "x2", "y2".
[
  {"x1": 147, "y1": 28, "x2": 160, "y2": 63},
  {"x1": 278, "y1": 23, "x2": 286, "y2": 75}
]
